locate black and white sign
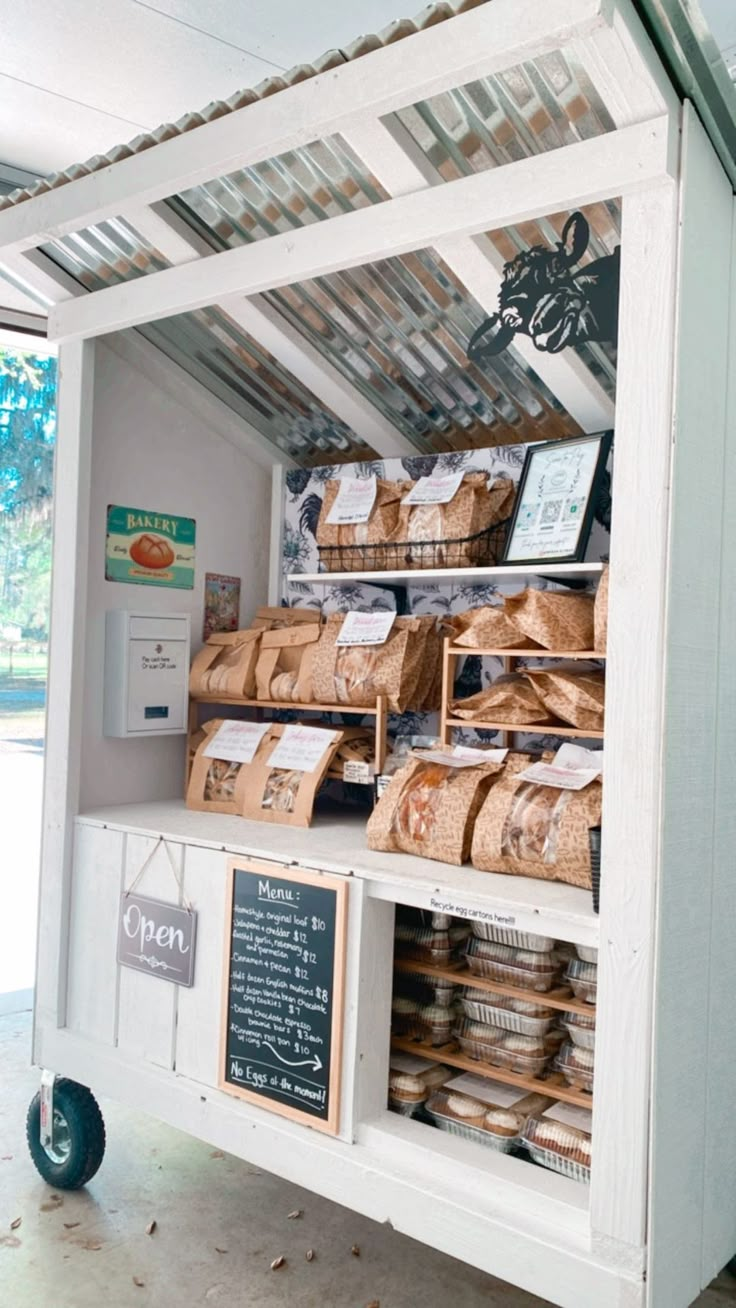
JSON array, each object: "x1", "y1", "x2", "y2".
[
  {"x1": 117, "y1": 892, "x2": 197, "y2": 986},
  {"x1": 221, "y1": 860, "x2": 347, "y2": 1134}
]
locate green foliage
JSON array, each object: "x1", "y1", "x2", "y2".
[{"x1": 0, "y1": 347, "x2": 57, "y2": 642}]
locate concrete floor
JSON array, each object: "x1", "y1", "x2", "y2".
[{"x1": 1, "y1": 1014, "x2": 735, "y2": 1308}]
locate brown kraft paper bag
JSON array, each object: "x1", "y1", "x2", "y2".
[
  {"x1": 186, "y1": 719, "x2": 269, "y2": 815},
  {"x1": 594, "y1": 565, "x2": 609, "y2": 652},
  {"x1": 524, "y1": 665, "x2": 605, "y2": 731},
  {"x1": 471, "y1": 752, "x2": 602, "y2": 889},
  {"x1": 451, "y1": 605, "x2": 539, "y2": 650},
  {"x1": 241, "y1": 723, "x2": 343, "y2": 827},
  {"x1": 451, "y1": 674, "x2": 550, "y2": 724},
  {"x1": 255, "y1": 624, "x2": 321, "y2": 702},
  {"x1": 316, "y1": 479, "x2": 406, "y2": 570},
  {"x1": 312, "y1": 613, "x2": 425, "y2": 712},
  {"x1": 189, "y1": 629, "x2": 261, "y2": 698},
  {"x1": 503, "y1": 588, "x2": 595, "y2": 652},
  {"x1": 251, "y1": 606, "x2": 321, "y2": 631},
  {"x1": 401, "y1": 474, "x2": 515, "y2": 568},
  {"x1": 367, "y1": 752, "x2": 505, "y2": 865}
]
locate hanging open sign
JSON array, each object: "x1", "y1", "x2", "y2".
[{"x1": 117, "y1": 892, "x2": 197, "y2": 987}]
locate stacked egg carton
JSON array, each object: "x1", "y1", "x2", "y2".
[
  {"x1": 553, "y1": 945, "x2": 597, "y2": 1096},
  {"x1": 391, "y1": 908, "x2": 469, "y2": 1048}
]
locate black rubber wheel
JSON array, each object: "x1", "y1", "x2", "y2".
[{"x1": 26, "y1": 1079, "x2": 106, "y2": 1190}]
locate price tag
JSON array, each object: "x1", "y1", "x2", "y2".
[
  {"x1": 203, "y1": 720, "x2": 271, "y2": 764},
  {"x1": 402, "y1": 471, "x2": 464, "y2": 505},
  {"x1": 336, "y1": 610, "x2": 396, "y2": 646},
  {"x1": 543, "y1": 1103, "x2": 593, "y2": 1132},
  {"x1": 343, "y1": 759, "x2": 373, "y2": 784},
  {"x1": 325, "y1": 476, "x2": 377, "y2": 525},
  {"x1": 445, "y1": 1073, "x2": 525, "y2": 1108},
  {"x1": 267, "y1": 724, "x2": 339, "y2": 772},
  {"x1": 390, "y1": 1053, "x2": 439, "y2": 1075},
  {"x1": 412, "y1": 745, "x2": 508, "y2": 769},
  {"x1": 375, "y1": 773, "x2": 392, "y2": 797},
  {"x1": 520, "y1": 742, "x2": 603, "y2": 791}
]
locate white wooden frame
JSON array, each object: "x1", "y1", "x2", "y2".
[{"x1": 10, "y1": 3, "x2": 736, "y2": 1306}]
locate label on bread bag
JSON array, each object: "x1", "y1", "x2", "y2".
[
  {"x1": 402, "y1": 472, "x2": 464, "y2": 505},
  {"x1": 412, "y1": 745, "x2": 507, "y2": 769},
  {"x1": 336, "y1": 610, "x2": 396, "y2": 646},
  {"x1": 204, "y1": 720, "x2": 270, "y2": 764},
  {"x1": 520, "y1": 743, "x2": 603, "y2": 790},
  {"x1": 343, "y1": 760, "x2": 373, "y2": 784},
  {"x1": 325, "y1": 476, "x2": 377, "y2": 525},
  {"x1": 446, "y1": 1073, "x2": 526, "y2": 1109},
  {"x1": 267, "y1": 724, "x2": 339, "y2": 772}
]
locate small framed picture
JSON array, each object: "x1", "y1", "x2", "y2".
[{"x1": 501, "y1": 431, "x2": 613, "y2": 566}]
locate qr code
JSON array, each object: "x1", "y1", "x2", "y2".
[{"x1": 541, "y1": 499, "x2": 562, "y2": 525}]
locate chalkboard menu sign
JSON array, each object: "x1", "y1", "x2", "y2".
[{"x1": 220, "y1": 859, "x2": 348, "y2": 1135}]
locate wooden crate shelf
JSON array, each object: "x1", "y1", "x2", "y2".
[
  {"x1": 443, "y1": 718, "x2": 604, "y2": 739},
  {"x1": 447, "y1": 648, "x2": 606, "y2": 660},
  {"x1": 390, "y1": 1037, "x2": 592, "y2": 1109},
  {"x1": 393, "y1": 958, "x2": 595, "y2": 1017}
]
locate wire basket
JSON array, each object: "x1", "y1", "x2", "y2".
[{"x1": 317, "y1": 521, "x2": 510, "y2": 573}]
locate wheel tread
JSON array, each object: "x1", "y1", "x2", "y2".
[{"x1": 26, "y1": 1078, "x2": 106, "y2": 1190}]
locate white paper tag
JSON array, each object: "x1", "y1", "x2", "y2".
[
  {"x1": 336, "y1": 610, "x2": 396, "y2": 646},
  {"x1": 445, "y1": 1073, "x2": 525, "y2": 1109},
  {"x1": 520, "y1": 742, "x2": 603, "y2": 790},
  {"x1": 325, "y1": 476, "x2": 377, "y2": 525},
  {"x1": 203, "y1": 720, "x2": 271, "y2": 764},
  {"x1": 343, "y1": 759, "x2": 373, "y2": 784},
  {"x1": 543, "y1": 1103, "x2": 593, "y2": 1133},
  {"x1": 376, "y1": 773, "x2": 392, "y2": 797},
  {"x1": 267, "y1": 724, "x2": 339, "y2": 772},
  {"x1": 390, "y1": 1053, "x2": 438, "y2": 1075},
  {"x1": 412, "y1": 745, "x2": 508, "y2": 770},
  {"x1": 403, "y1": 471, "x2": 464, "y2": 505}
]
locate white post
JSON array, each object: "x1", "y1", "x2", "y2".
[{"x1": 33, "y1": 340, "x2": 95, "y2": 1053}]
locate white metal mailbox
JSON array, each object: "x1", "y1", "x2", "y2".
[{"x1": 103, "y1": 610, "x2": 190, "y2": 738}]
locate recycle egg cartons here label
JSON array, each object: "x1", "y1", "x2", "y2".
[
  {"x1": 203, "y1": 720, "x2": 271, "y2": 764},
  {"x1": 267, "y1": 724, "x2": 339, "y2": 772},
  {"x1": 325, "y1": 476, "x2": 377, "y2": 525},
  {"x1": 402, "y1": 471, "x2": 465, "y2": 505},
  {"x1": 336, "y1": 610, "x2": 396, "y2": 646}
]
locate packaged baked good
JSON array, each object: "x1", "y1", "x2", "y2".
[
  {"x1": 464, "y1": 937, "x2": 561, "y2": 992},
  {"x1": 503, "y1": 588, "x2": 596, "y2": 652},
  {"x1": 189, "y1": 628, "x2": 261, "y2": 698},
  {"x1": 459, "y1": 988, "x2": 557, "y2": 1036},
  {"x1": 555, "y1": 1040, "x2": 594, "y2": 1092},
  {"x1": 391, "y1": 998, "x2": 456, "y2": 1046},
  {"x1": 388, "y1": 1055, "x2": 452, "y2": 1115},
  {"x1": 451, "y1": 604, "x2": 538, "y2": 651},
  {"x1": 470, "y1": 923, "x2": 556, "y2": 952},
  {"x1": 562, "y1": 1011, "x2": 596, "y2": 1050},
  {"x1": 426, "y1": 1079, "x2": 539, "y2": 1152},
  {"x1": 524, "y1": 665, "x2": 605, "y2": 732},
  {"x1": 522, "y1": 1104, "x2": 592, "y2": 1183},
  {"x1": 396, "y1": 968, "x2": 459, "y2": 1009},
  {"x1": 576, "y1": 945, "x2": 598, "y2": 964},
  {"x1": 316, "y1": 478, "x2": 406, "y2": 571},
  {"x1": 240, "y1": 722, "x2": 343, "y2": 827},
  {"x1": 255, "y1": 623, "x2": 321, "y2": 702},
  {"x1": 453, "y1": 1019, "x2": 550, "y2": 1076},
  {"x1": 565, "y1": 958, "x2": 598, "y2": 1004},
  {"x1": 394, "y1": 924, "x2": 456, "y2": 966},
  {"x1": 450, "y1": 675, "x2": 550, "y2": 724},
  {"x1": 594, "y1": 565, "x2": 609, "y2": 652},
  {"x1": 471, "y1": 752, "x2": 603, "y2": 890},
  {"x1": 401, "y1": 474, "x2": 515, "y2": 569},
  {"x1": 367, "y1": 751, "x2": 504, "y2": 865},
  {"x1": 326, "y1": 728, "x2": 375, "y2": 781},
  {"x1": 186, "y1": 718, "x2": 267, "y2": 815},
  {"x1": 312, "y1": 613, "x2": 428, "y2": 713}
]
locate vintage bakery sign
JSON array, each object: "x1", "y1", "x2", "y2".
[
  {"x1": 117, "y1": 892, "x2": 197, "y2": 986},
  {"x1": 106, "y1": 504, "x2": 196, "y2": 589}
]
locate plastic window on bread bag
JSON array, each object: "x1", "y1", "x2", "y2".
[
  {"x1": 203, "y1": 644, "x2": 243, "y2": 694},
  {"x1": 501, "y1": 782, "x2": 571, "y2": 865},
  {"x1": 204, "y1": 759, "x2": 242, "y2": 802},
  {"x1": 391, "y1": 762, "x2": 457, "y2": 847},
  {"x1": 333, "y1": 645, "x2": 379, "y2": 705},
  {"x1": 261, "y1": 769, "x2": 303, "y2": 813}
]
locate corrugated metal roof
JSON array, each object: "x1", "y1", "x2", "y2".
[{"x1": 0, "y1": 0, "x2": 620, "y2": 464}]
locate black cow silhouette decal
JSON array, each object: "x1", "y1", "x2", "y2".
[{"x1": 467, "y1": 212, "x2": 620, "y2": 364}]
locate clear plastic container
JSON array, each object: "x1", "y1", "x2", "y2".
[
  {"x1": 388, "y1": 1061, "x2": 451, "y2": 1114},
  {"x1": 392, "y1": 999, "x2": 457, "y2": 1047},
  {"x1": 575, "y1": 944, "x2": 598, "y2": 964},
  {"x1": 522, "y1": 1116, "x2": 591, "y2": 1184},
  {"x1": 467, "y1": 938, "x2": 558, "y2": 971},
  {"x1": 555, "y1": 1040, "x2": 594, "y2": 1092},
  {"x1": 397, "y1": 970, "x2": 458, "y2": 1009},
  {"x1": 460, "y1": 986, "x2": 555, "y2": 1019},
  {"x1": 464, "y1": 946, "x2": 560, "y2": 993},
  {"x1": 565, "y1": 958, "x2": 598, "y2": 1004},
  {"x1": 471, "y1": 923, "x2": 556, "y2": 952},
  {"x1": 453, "y1": 1020, "x2": 550, "y2": 1077},
  {"x1": 563, "y1": 1011, "x2": 596, "y2": 1051},
  {"x1": 395, "y1": 924, "x2": 455, "y2": 967},
  {"x1": 425, "y1": 1087, "x2": 525, "y2": 1153},
  {"x1": 459, "y1": 993, "x2": 557, "y2": 1037}
]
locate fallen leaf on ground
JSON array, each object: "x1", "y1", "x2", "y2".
[
  {"x1": 133, "y1": 1276, "x2": 145, "y2": 1288},
  {"x1": 305, "y1": 1249, "x2": 315, "y2": 1262},
  {"x1": 40, "y1": 1197, "x2": 63, "y2": 1212},
  {"x1": 270, "y1": 1255, "x2": 285, "y2": 1270},
  {"x1": 351, "y1": 1245, "x2": 360, "y2": 1257},
  {"x1": 366, "y1": 1301, "x2": 380, "y2": 1307},
  {"x1": 210, "y1": 1150, "x2": 224, "y2": 1160},
  {"x1": 81, "y1": 1240, "x2": 102, "y2": 1251},
  {"x1": 287, "y1": 1210, "x2": 302, "y2": 1220},
  {"x1": 63, "y1": 1222, "x2": 81, "y2": 1230},
  {"x1": 145, "y1": 1220, "x2": 157, "y2": 1236},
  {"x1": 1, "y1": 1155, "x2": 12, "y2": 1161},
  {"x1": 215, "y1": 1247, "x2": 227, "y2": 1255},
  {"x1": 10, "y1": 1218, "x2": 21, "y2": 1230},
  {"x1": 0, "y1": 1236, "x2": 21, "y2": 1248}
]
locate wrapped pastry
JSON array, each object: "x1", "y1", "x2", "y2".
[
  {"x1": 316, "y1": 478, "x2": 406, "y2": 571},
  {"x1": 368, "y1": 752, "x2": 504, "y2": 866},
  {"x1": 186, "y1": 718, "x2": 268, "y2": 816},
  {"x1": 241, "y1": 723, "x2": 343, "y2": 827},
  {"x1": 594, "y1": 565, "x2": 609, "y2": 651},
  {"x1": 189, "y1": 629, "x2": 261, "y2": 698},
  {"x1": 313, "y1": 613, "x2": 428, "y2": 712},
  {"x1": 504, "y1": 588, "x2": 596, "y2": 652},
  {"x1": 524, "y1": 665, "x2": 605, "y2": 732},
  {"x1": 450, "y1": 674, "x2": 549, "y2": 724},
  {"x1": 400, "y1": 474, "x2": 515, "y2": 568},
  {"x1": 451, "y1": 604, "x2": 538, "y2": 650}
]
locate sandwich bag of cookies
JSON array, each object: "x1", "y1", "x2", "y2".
[
  {"x1": 240, "y1": 722, "x2": 343, "y2": 827},
  {"x1": 186, "y1": 718, "x2": 273, "y2": 816},
  {"x1": 189, "y1": 628, "x2": 261, "y2": 699}
]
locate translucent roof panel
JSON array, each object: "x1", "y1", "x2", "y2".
[
  {"x1": 395, "y1": 50, "x2": 615, "y2": 178},
  {"x1": 263, "y1": 246, "x2": 579, "y2": 451}
]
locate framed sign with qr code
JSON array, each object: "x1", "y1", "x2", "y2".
[{"x1": 501, "y1": 431, "x2": 613, "y2": 566}]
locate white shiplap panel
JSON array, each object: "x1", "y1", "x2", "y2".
[
  {"x1": 647, "y1": 105, "x2": 733, "y2": 1308},
  {"x1": 174, "y1": 842, "x2": 228, "y2": 1087},
  {"x1": 700, "y1": 199, "x2": 736, "y2": 1285},
  {"x1": 66, "y1": 823, "x2": 125, "y2": 1043},
  {"x1": 116, "y1": 833, "x2": 180, "y2": 1069}
]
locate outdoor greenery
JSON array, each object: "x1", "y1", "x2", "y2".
[{"x1": 0, "y1": 346, "x2": 57, "y2": 661}]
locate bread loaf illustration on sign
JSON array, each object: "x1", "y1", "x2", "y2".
[{"x1": 129, "y1": 533, "x2": 175, "y2": 570}]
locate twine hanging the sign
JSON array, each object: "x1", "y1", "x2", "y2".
[{"x1": 124, "y1": 835, "x2": 194, "y2": 914}]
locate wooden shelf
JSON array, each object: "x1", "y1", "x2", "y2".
[
  {"x1": 447, "y1": 648, "x2": 605, "y2": 660},
  {"x1": 390, "y1": 1036, "x2": 592, "y2": 1109},
  {"x1": 190, "y1": 693, "x2": 381, "y2": 715},
  {"x1": 290, "y1": 563, "x2": 604, "y2": 586},
  {"x1": 444, "y1": 717, "x2": 605, "y2": 739},
  {"x1": 393, "y1": 957, "x2": 594, "y2": 1017}
]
